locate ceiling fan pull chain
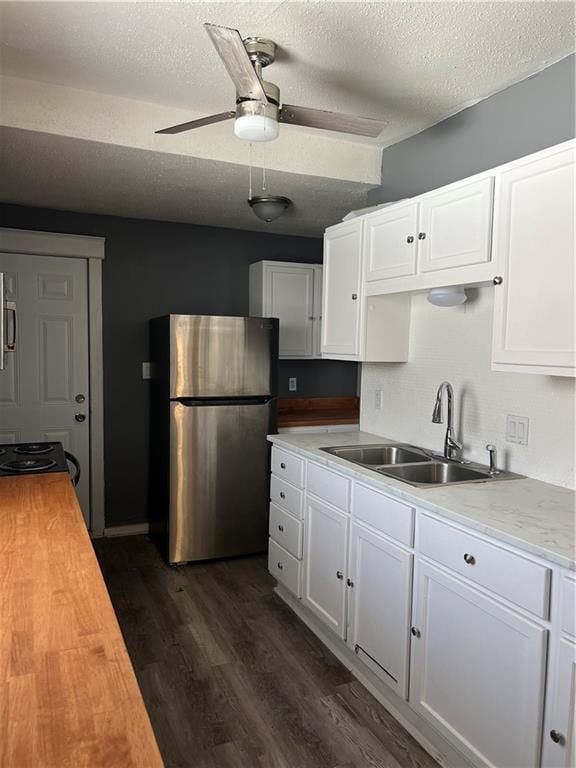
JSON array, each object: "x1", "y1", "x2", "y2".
[
  {"x1": 248, "y1": 143, "x2": 253, "y2": 200},
  {"x1": 262, "y1": 145, "x2": 267, "y2": 192}
]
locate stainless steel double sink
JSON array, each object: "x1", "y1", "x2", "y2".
[{"x1": 320, "y1": 443, "x2": 521, "y2": 487}]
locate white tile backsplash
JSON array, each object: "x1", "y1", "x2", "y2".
[{"x1": 360, "y1": 287, "x2": 575, "y2": 489}]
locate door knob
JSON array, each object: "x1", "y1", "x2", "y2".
[
  {"x1": 549, "y1": 730, "x2": 563, "y2": 744},
  {"x1": 75, "y1": 413, "x2": 86, "y2": 423},
  {"x1": 75, "y1": 394, "x2": 86, "y2": 403},
  {"x1": 418, "y1": 232, "x2": 426, "y2": 240},
  {"x1": 493, "y1": 276, "x2": 503, "y2": 285},
  {"x1": 351, "y1": 293, "x2": 358, "y2": 300},
  {"x1": 411, "y1": 627, "x2": 421, "y2": 638},
  {"x1": 406, "y1": 235, "x2": 415, "y2": 244},
  {"x1": 336, "y1": 571, "x2": 343, "y2": 580}
]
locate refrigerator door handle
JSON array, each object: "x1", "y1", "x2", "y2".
[
  {"x1": 175, "y1": 396, "x2": 274, "y2": 407},
  {"x1": 0, "y1": 272, "x2": 4, "y2": 371},
  {"x1": 6, "y1": 302, "x2": 16, "y2": 352}
]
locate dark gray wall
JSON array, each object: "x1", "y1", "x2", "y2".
[
  {"x1": 368, "y1": 54, "x2": 575, "y2": 205},
  {"x1": 0, "y1": 204, "x2": 357, "y2": 526}
]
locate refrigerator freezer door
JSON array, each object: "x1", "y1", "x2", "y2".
[
  {"x1": 170, "y1": 315, "x2": 277, "y2": 398},
  {"x1": 169, "y1": 399, "x2": 271, "y2": 563}
]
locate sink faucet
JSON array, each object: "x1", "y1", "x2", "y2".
[{"x1": 432, "y1": 381, "x2": 463, "y2": 461}]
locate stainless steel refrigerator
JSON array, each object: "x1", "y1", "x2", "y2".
[{"x1": 150, "y1": 314, "x2": 278, "y2": 564}]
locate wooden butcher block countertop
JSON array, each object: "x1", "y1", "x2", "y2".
[
  {"x1": 277, "y1": 396, "x2": 360, "y2": 428},
  {"x1": 0, "y1": 472, "x2": 163, "y2": 768}
]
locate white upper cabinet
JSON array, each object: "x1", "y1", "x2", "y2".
[
  {"x1": 364, "y1": 201, "x2": 418, "y2": 281},
  {"x1": 491, "y1": 143, "x2": 575, "y2": 376},
  {"x1": 347, "y1": 522, "x2": 412, "y2": 699},
  {"x1": 321, "y1": 219, "x2": 364, "y2": 357},
  {"x1": 418, "y1": 176, "x2": 494, "y2": 273},
  {"x1": 249, "y1": 261, "x2": 322, "y2": 359},
  {"x1": 410, "y1": 560, "x2": 548, "y2": 768},
  {"x1": 322, "y1": 219, "x2": 411, "y2": 362}
]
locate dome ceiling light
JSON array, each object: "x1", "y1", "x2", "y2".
[{"x1": 249, "y1": 196, "x2": 292, "y2": 223}]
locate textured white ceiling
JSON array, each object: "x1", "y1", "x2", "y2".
[
  {"x1": 0, "y1": 127, "x2": 372, "y2": 237},
  {"x1": 0, "y1": 1, "x2": 573, "y2": 235},
  {"x1": 1, "y1": 1, "x2": 574, "y2": 147}
]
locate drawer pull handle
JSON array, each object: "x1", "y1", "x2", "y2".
[
  {"x1": 279, "y1": 491, "x2": 286, "y2": 499},
  {"x1": 463, "y1": 553, "x2": 476, "y2": 565},
  {"x1": 278, "y1": 524, "x2": 284, "y2": 532},
  {"x1": 277, "y1": 562, "x2": 283, "y2": 570},
  {"x1": 280, "y1": 462, "x2": 286, "y2": 469},
  {"x1": 550, "y1": 730, "x2": 563, "y2": 744},
  {"x1": 411, "y1": 627, "x2": 421, "y2": 638},
  {"x1": 336, "y1": 571, "x2": 343, "y2": 580}
]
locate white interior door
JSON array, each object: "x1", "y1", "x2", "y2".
[{"x1": 0, "y1": 253, "x2": 90, "y2": 525}]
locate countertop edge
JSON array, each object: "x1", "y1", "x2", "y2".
[{"x1": 268, "y1": 432, "x2": 575, "y2": 571}]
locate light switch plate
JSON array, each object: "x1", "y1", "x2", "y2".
[
  {"x1": 142, "y1": 362, "x2": 153, "y2": 380},
  {"x1": 288, "y1": 377, "x2": 297, "y2": 392},
  {"x1": 506, "y1": 414, "x2": 529, "y2": 445},
  {"x1": 375, "y1": 389, "x2": 383, "y2": 409}
]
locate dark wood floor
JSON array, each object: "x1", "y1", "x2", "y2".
[{"x1": 94, "y1": 536, "x2": 437, "y2": 768}]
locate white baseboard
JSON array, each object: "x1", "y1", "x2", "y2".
[
  {"x1": 274, "y1": 585, "x2": 473, "y2": 768},
  {"x1": 103, "y1": 523, "x2": 150, "y2": 538}
]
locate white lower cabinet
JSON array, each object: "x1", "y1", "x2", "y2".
[
  {"x1": 410, "y1": 560, "x2": 548, "y2": 768},
  {"x1": 542, "y1": 636, "x2": 576, "y2": 768},
  {"x1": 302, "y1": 494, "x2": 349, "y2": 638},
  {"x1": 347, "y1": 522, "x2": 412, "y2": 698}
]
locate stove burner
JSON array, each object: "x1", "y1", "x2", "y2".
[
  {"x1": 0, "y1": 458, "x2": 57, "y2": 473},
  {"x1": 13, "y1": 444, "x2": 54, "y2": 455}
]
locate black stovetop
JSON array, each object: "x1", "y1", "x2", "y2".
[{"x1": 0, "y1": 442, "x2": 69, "y2": 477}]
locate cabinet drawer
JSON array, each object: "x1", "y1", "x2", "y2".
[
  {"x1": 418, "y1": 514, "x2": 551, "y2": 618},
  {"x1": 270, "y1": 475, "x2": 303, "y2": 519},
  {"x1": 268, "y1": 538, "x2": 301, "y2": 597},
  {"x1": 269, "y1": 503, "x2": 303, "y2": 559},
  {"x1": 352, "y1": 482, "x2": 414, "y2": 546},
  {"x1": 271, "y1": 447, "x2": 304, "y2": 487},
  {"x1": 561, "y1": 573, "x2": 575, "y2": 637},
  {"x1": 307, "y1": 462, "x2": 350, "y2": 511}
]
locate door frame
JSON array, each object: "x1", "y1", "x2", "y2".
[{"x1": 0, "y1": 227, "x2": 106, "y2": 536}]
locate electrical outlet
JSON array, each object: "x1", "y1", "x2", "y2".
[
  {"x1": 506, "y1": 415, "x2": 529, "y2": 445},
  {"x1": 142, "y1": 362, "x2": 153, "y2": 380},
  {"x1": 375, "y1": 389, "x2": 383, "y2": 409},
  {"x1": 288, "y1": 377, "x2": 297, "y2": 392}
]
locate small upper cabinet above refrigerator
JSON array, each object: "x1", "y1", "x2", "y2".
[{"x1": 249, "y1": 260, "x2": 323, "y2": 359}]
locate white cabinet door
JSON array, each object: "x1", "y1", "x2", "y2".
[
  {"x1": 264, "y1": 264, "x2": 315, "y2": 358},
  {"x1": 302, "y1": 494, "x2": 349, "y2": 638},
  {"x1": 347, "y1": 522, "x2": 412, "y2": 698},
  {"x1": 418, "y1": 177, "x2": 494, "y2": 273},
  {"x1": 492, "y1": 143, "x2": 575, "y2": 374},
  {"x1": 411, "y1": 561, "x2": 547, "y2": 768},
  {"x1": 321, "y1": 220, "x2": 363, "y2": 358},
  {"x1": 364, "y1": 201, "x2": 418, "y2": 281},
  {"x1": 312, "y1": 265, "x2": 323, "y2": 358},
  {"x1": 543, "y1": 636, "x2": 576, "y2": 768}
]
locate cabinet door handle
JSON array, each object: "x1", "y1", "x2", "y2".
[
  {"x1": 346, "y1": 578, "x2": 354, "y2": 587},
  {"x1": 351, "y1": 293, "x2": 358, "y2": 300},
  {"x1": 418, "y1": 232, "x2": 426, "y2": 240},
  {"x1": 549, "y1": 730, "x2": 563, "y2": 744},
  {"x1": 411, "y1": 627, "x2": 421, "y2": 638},
  {"x1": 463, "y1": 553, "x2": 476, "y2": 565},
  {"x1": 279, "y1": 491, "x2": 285, "y2": 499},
  {"x1": 493, "y1": 276, "x2": 503, "y2": 285},
  {"x1": 280, "y1": 462, "x2": 286, "y2": 469},
  {"x1": 406, "y1": 235, "x2": 414, "y2": 244},
  {"x1": 277, "y1": 562, "x2": 283, "y2": 570},
  {"x1": 336, "y1": 571, "x2": 343, "y2": 580},
  {"x1": 278, "y1": 524, "x2": 284, "y2": 532}
]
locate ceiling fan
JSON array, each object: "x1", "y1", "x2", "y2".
[{"x1": 156, "y1": 23, "x2": 386, "y2": 142}]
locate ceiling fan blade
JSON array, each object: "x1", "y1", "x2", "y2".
[
  {"x1": 204, "y1": 23, "x2": 268, "y2": 103},
  {"x1": 279, "y1": 104, "x2": 386, "y2": 138},
  {"x1": 155, "y1": 111, "x2": 235, "y2": 135}
]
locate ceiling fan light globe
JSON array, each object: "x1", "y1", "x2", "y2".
[{"x1": 234, "y1": 114, "x2": 278, "y2": 142}]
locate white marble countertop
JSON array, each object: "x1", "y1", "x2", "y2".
[{"x1": 268, "y1": 430, "x2": 576, "y2": 571}]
